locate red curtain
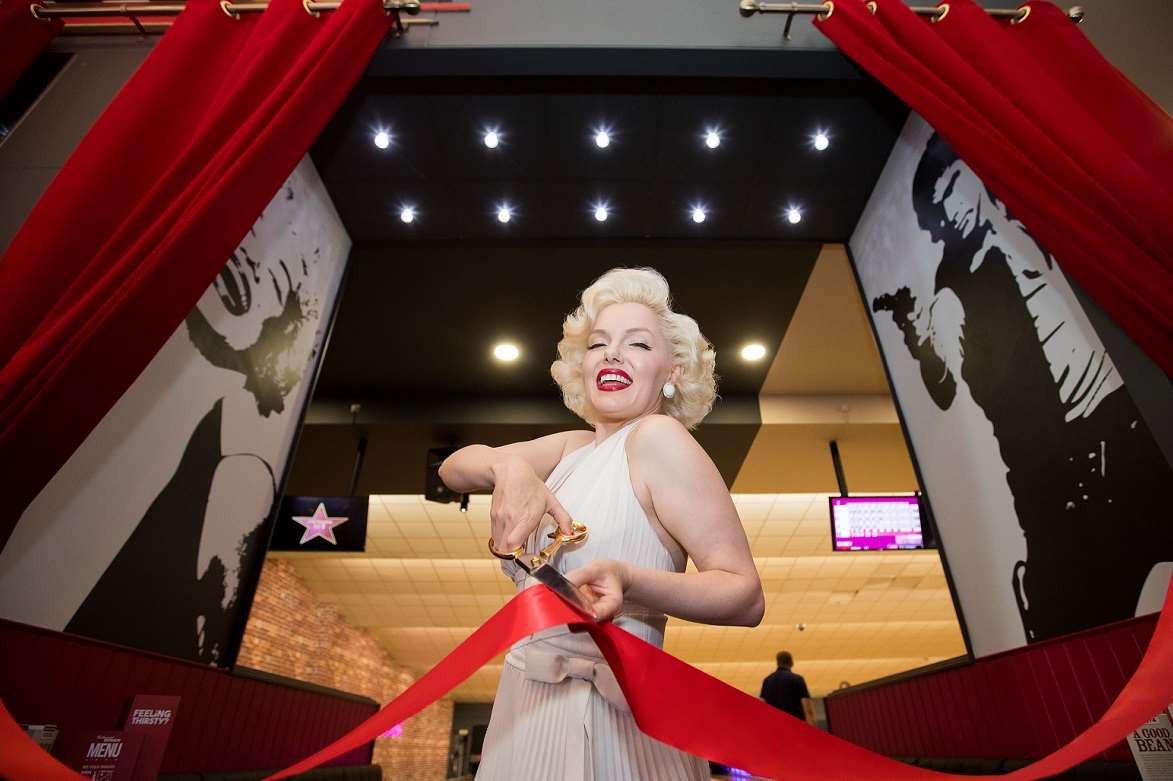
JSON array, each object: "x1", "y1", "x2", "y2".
[
  {"x1": 0, "y1": 0, "x2": 391, "y2": 547},
  {"x1": 815, "y1": 0, "x2": 1173, "y2": 375},
  {"x1": 0, "y1": 2, "x2": 62, "y2": 98}
]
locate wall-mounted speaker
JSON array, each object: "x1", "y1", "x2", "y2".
[{"x1": 426, "y1": 447, "x2": 461, "y2": 504}]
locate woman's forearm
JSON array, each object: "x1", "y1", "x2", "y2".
[
  {"x1": 622, "y1": 562, "x2": 764, "y2": 627},
  {"x1": 438, "y1": 445, "x2": 515, "y2": 493}
]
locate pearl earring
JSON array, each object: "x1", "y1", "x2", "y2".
[{"x1": 662, "y1": 382, "x2": 676, "y2": 399}]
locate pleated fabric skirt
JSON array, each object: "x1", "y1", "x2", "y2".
[{"x1": 475, "y1": 657, "x2": 710, "y2": 781}]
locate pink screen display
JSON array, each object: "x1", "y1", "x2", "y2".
[{"x1": 830, "y1": 496, "x2": 924, "y2": 551}]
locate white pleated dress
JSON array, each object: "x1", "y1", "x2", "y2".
[{"x1": 476, "y1": 419, "x2": 711, "y2": 781}]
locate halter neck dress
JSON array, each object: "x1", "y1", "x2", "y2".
[{"x1": 475, "y1": 419, "x2": 710, "y2": 781}]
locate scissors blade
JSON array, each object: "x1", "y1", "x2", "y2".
[{"x1": 528, "y1": 562, "x2": 597, "y2": 618}]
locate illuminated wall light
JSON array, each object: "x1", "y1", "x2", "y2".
[
  {"x1": 704, "y1": 129, "x2": 721, "y2": 149},
  {"x1": 691, "y1": 206, "x2": 707, "y2": 224},
  {"x1": 594, "y1": 129, "x2": 611, "y2": 149},
  {"x1": 812, "y1": 130, "x2": 830, "y2": 151},
  {"x1": 740, "y1": 343, "x2": 767, "y2": 362},
  {"x1": 483, "y1": 130, "x2": 500, "y2": 149},
  {"x1": 373, "y1": 130, "x2": 391, "y2": 150},
  {"x1": 496, "y1": 204, "x2": 513, "y2": 223},
  {"x1": 493, "y1": 343, "x2": 520, "y2": 362},
  {"x1": 786, "y1": 206, "x2": 802, "y2": 225},
  {"x1": 399, "y1": 205, "x2": 416, "y2": 224},
  {"x1": 594, "y1": 204, "x2": 609, "y2": 222}
]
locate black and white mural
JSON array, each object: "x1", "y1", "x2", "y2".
[
  {"x1": 0, "y1": 158, "x2": 349, "y2": 666},
  {"x1": 852, "y1": 115, "x2": 1173, "y2": 656}
]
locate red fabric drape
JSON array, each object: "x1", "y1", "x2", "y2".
[
  {"x1": 0, "y1": 0, "x2": 391, "y2": 547},
  {"x1": 815, "y1": 0, "x2": 1173, "y2": 375},
  {"x1": 0, "y1": 1, "x2": 62, "y2": 98}
]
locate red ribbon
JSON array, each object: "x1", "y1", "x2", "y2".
[
  {"x1": 264, "y1": 582, "x2": 1173, "y2": 780},
  {"x1": 2, "y1": 580, "x2": 1170, "y2": 780}
]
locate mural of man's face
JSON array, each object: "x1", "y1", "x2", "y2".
[{"x1": 932, "y1": 161, "x2": 988, "y2": 241}]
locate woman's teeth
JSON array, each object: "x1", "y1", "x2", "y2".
[{"x1": 597, "y1": 372, "x2": 632, "y2": 389}]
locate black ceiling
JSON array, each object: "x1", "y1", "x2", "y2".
[
  {"x1": 288, "y1": 65, "x2": 908, "y2": 494},
  {"x1": 312, "y1": 242, "x2": 821, "y2": 403},
  {"x1": 310, "y1": 76, "x2": 908, "y2": 244}
]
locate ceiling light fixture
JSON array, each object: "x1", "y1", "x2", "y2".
[
  {"x1": 496, "y1": 203, "x2": 513, "y2": 223},
  {"x1": 704, "y1": 129, "x2": 721, "y2": 149},
  {"x1": 399, "y1": 205, "x2": 415, "y2": 224},
  {"x1": 812, "y1": 130, "x2": 830, "y2": 151},
  {"x1": 483, "y1": 129, "x2": 500, "y2": 149},
  {"x1": 741, "y1": 343, "x2": 767, "y2": 362},
  {"x1": 373, "y1": 130, "x2": 391, "y2": 150},
  {"x1": 594, "y1": 128, "x2": 611, "y2": 149},
  {"x1": 786, "y1": 206, "x2": 802, "y2": 225},
  {"x1": 691, "y1": 206, "x2": 707, "y2": 224},
  {"x1": 493, "y1": 343, "x2": 520, "y2": 362},
  {"x1": 594, "y1": 204, "x2": 609, "y2": 222}
]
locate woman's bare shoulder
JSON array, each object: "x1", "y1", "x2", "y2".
[
  {"x1": 560, "y1": 428, "x2": 596, "y2": 456},
  {"x1": 628, "y1": 413, "x2": 693, "y2": 453}
]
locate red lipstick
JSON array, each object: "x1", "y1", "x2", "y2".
[{"x1": 596, "y1": 368, "x2": 632, "y2": 391}]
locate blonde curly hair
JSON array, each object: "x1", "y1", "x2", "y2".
[{"x1": 551, "y1": 267, "x2": 717, "y2": 430}]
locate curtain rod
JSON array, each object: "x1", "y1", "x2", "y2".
[
  {"x1": 740, "y1": 1, "x2": 1085, "y2": 40},
  {"x1": 30, "y1": 0, "x2": 445, "y2": 35},
  {"x1": 31, "y1": 0, "x2": 422, "y2": 15}
]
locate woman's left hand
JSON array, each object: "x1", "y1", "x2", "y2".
[{"x1": 564, "y1": 559, "x2": 632, "y2": 622}]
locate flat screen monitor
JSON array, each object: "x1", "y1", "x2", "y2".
[{"x1": 830, "y1": 495, "x2": 926, "y2": 551}]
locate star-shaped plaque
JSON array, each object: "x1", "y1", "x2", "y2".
[{"x1": 291, "y1": 502, "x2": 349, "y2": 545}]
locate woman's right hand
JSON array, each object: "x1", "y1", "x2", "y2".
[{"x1": 489, "y1": 455, "x2": 576, "y2": 554}]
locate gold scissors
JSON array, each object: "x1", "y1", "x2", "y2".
[{"x1": 488, "y1": 521, "x2": 595, "y2": 616}]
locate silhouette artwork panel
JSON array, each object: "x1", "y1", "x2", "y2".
[{"x1": 853, "y1": 116, "x2": 1172, "y2": 652}]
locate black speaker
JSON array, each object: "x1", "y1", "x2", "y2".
[{"x1": 426, "y1": 447, "x2": 461, "y2": 504}]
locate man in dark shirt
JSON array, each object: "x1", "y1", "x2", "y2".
[{"x1": 760, "y1": 651, "x2": 810, "y2": 721}]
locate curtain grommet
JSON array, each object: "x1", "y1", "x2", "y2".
[
  {"x1": 219, "y1": 0, "x2": 240, "y2": 19},
  {"x1": 932, "y1": 2, "x2": 950, "y2": 22},
  {"x1": 817, "y1": 1, "x2": 833, "y2": 21},
  {"x1": 303, "y1": 0, "x2": 321, "y2": 17},
  {"x1": 1011, "y1": 4, "x2": 1032, "y2": 24}
]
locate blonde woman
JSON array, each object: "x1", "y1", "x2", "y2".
[{"x1": 439, "y1": 267, "x2": 764, "y2": 780}]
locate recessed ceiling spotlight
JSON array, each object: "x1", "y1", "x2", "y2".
[
  {"x1": 496, "y1": 203, "x2": 513, "y2": 223},
  {"x1": 483, "y1": 129, "x2": 500, "y2": 149},
  {"x1": 691, "y1": 206, "x2": 707, "y2": 224},
  {"x1": 704, "y1": 129, "x2": 721, "y2": 149},
  {"x1": 741, "y1": 343, "x2": 767, "y2": 362},
  {"x1": 594, "y1": 128, "x2": 611, "y2": 149},
  {"x1": 786, "y1": 206, "x2": 802, "y2": 225},
  {"x1": 812, "y1": 130, "x2": 830, "y2": 151},
  {"x1": 373, "y1": 130, "x2": 391, "y2": 150},
  {"x1": 493, "y1": 343, "x2": 520, "y2": 362},
  {"x1": 399, "y1": 205, "x2": 416, "y2": 224},
  {"x1": 594, "y1": 204, "x2": 609, "y2": 222}
]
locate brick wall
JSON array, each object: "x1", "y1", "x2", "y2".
[{"x1": 238, "y1": 558, "x2": 454, "y2": 781}]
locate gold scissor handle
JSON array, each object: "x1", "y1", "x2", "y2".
[{"x1": 488, "y1": 521, "x2": 588, "y2": 564}]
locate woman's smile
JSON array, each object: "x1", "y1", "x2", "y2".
[{"x1": 597, "y1": 368, "x2": 633, "y2": 391}]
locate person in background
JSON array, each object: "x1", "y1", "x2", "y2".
[{"x1": 760, "y1": 650, "x2": 811, "y2": 722}]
